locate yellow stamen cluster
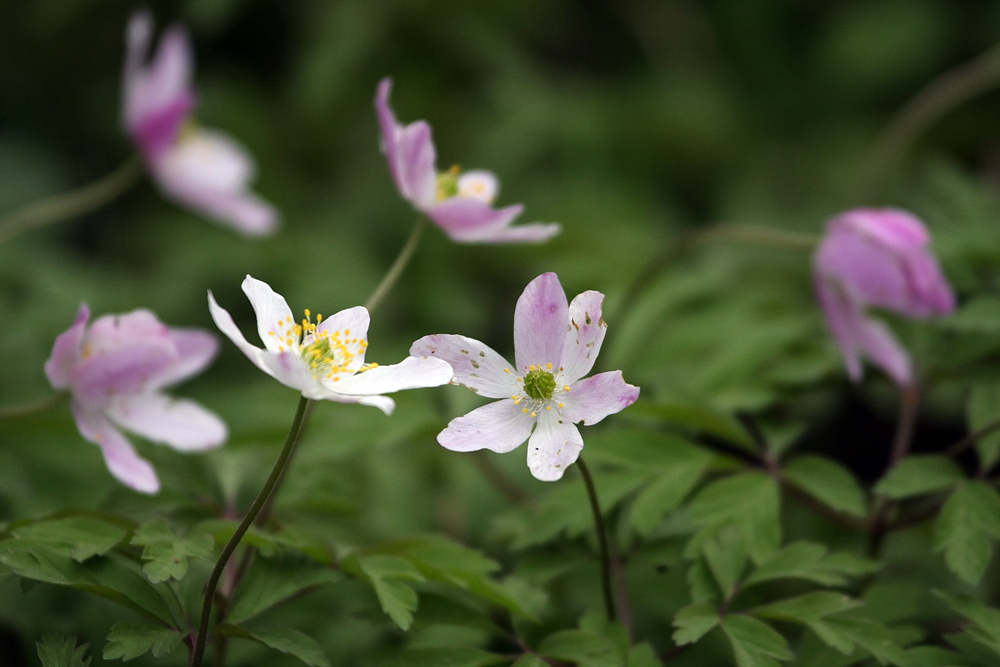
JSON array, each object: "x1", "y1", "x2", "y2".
[{"x1": 268, "y1": 310, "x2": 370, "y2": 381}]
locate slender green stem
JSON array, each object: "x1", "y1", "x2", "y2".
[
  {"x1": 191, "y1": 396, "x2": 312, "y2": 667},
  {"x1": 869, "y1": 385, "x2": 921, "y2": 557},
  {"x1": 0, "y1": 156, "x2": 144, "y2": 244},
  {"x1": 855, "y1": 42, "x2": 1000, "y2": 202},
  {"x1": 254, "y1": 399, "x2": 316, "y2": 527},
  {"x1": 576, "y1": 456, "x2": 616, "y2": 622},
  {"x1": 365, "y1": 217, "x2": 427, "y2": 314},
  {"x1": 945, "y1": 416, "x2": 1000, "y2": 458},
  {"x1": 0, "y1": 392, "x2": 67, "y2": 419}
]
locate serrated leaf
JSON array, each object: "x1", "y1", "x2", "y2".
[
  {"x1": 783, "y1": 455, "x2": 867, "y2": 516},
  {"x1": 934, "y1": 590, "x2": 1000, "y2": 655},
  {"x1": 744, "y1": 541, "x2": 879, "y2": 588},
  {"x1": 904, "y1": 646, "x2": 979, "y2": 667},
  {"x1": 411, "y1": 594, "x2": 507, "y2": 637},
  {"x1": 102, "y1": 622, "x2": 181, "y2": 662},
  {"x1": 875, "y1": 455, "x2": 965, "y2": 499},
  {"x1": 720, "y1": 615, "x2": 793, "y2": 667},
  {"x1": 702, "y1": 525, "x2": 747, "y2": 597},
  {"x1": 934, "y1": 482, "x2": 1000, "y2": 584},
  {"x1": 688, "y1": 472, "x2": 780, "y2": 563},
  {"x1": 216, "y1": 623, "x2": 331, "y2": 667},
  {"x1": 672, "y1": 602, "x2": 720, "y2": 645},
  {"x1": 627, "y1": 643, "x2": 663, "y2": 667},
  {"x1": 630, "y1": 459, "x2": 712, "y2": 536},
  {"x1": 13, "y1": 517, "x2": 127, "y2": 562},
  {"x1": 357, "y1": 555, "x2": 424, "y2": 630},
  {"x1": 821, "y1": 617, "x2": 910, "y2": 665},
  {"x1": 226, "y1": 555, "x2": 341, "y2": 624},
  {"x1": 968, "y1": 385, "x2": 1000, "y2": 469},
  {"x1": 753, "y1": 592, "x2": 863, "y2": 623},
  {"x1": 131, "y1": 520, "x2": 214, "y2": 584},
  {"x1": 390, "y1": 647, "x2": 509, "y2": 667},
  {"x1": 37, "y1": 634, "x2": 90, "y2": 667},
  {"x1": 537, "y1": 629, "x2": 620, "y2": 667}
]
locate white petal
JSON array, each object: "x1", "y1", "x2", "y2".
[
  {"x1": 358, "y1": 395, "x2": 396, "y2": 415},
  {"x1": 72, "y1": 403, "x2": 160, "y2": 494},
  {"x1": 241, "y1": 275, "x2": 295, "y2": 354},
  {"x1": 208, "y1": 290, "x2": 278, "y2": 379},
  {"x1": 438, "y1": 400, "x2": 534, "y2": 453},
  {"x1": 332, "y1": 356, "x2": 453, "y2": 396},
  {"x1": 410, "y1": 334, "x2": 518, "y2": 399},
  {"x1": 457, "y1": 170, "x2": 499, "y2": 203},
  {"x1": 559, "y1": 290, "x2": 607, "y2": 384},
  {"x1": 316, "y1": 306, "x2": 370, "y2": 373},
  {"x1": 106, "y1": 393, "x2": 227, "y2": 452},
  {"x1": 526, "y1": 411, "x2": 583, "y2": 482}
]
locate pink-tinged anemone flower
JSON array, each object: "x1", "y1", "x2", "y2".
[
  {"x1": 45, "y1": 305, "x2": 227, "y2": 494},
  {"x1": 208, "y1": 276, "x2": 454, "y2": 413},
  {"x1": 123, "y1": 10, "x2": 278, "y2": 237},
  {"x1": 411, "y1": 272, "x2": 640, "y2": 481},
  {"x1": 375, "y1": 78, "x2": 561, "y2": 244},
  {"x1": 814, "y1": 208, "x2": 955, "y2": 387}
]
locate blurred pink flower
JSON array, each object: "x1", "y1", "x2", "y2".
[
  {"x1": 376, "y1": 78, "x2": 560, "y2": 244},
  {"x1": 123, "y1": 10, "x2": 278, "y2": 237},
  {"x1": 411, "y1": 272, "x2": 639, "y2": 481},
  {"x1": 45, "y1": 305, "x2": 227, "y2": 494},
  {"x1": 814, "y1": 208, "x2": 955, "y2": 387},
  {"x1": 208, "y1": 275, "x2": 453, "y2": 413}
]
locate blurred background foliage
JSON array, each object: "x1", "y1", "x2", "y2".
[{"x1": 5, "y1": 0, "x2": 1000, "y2": 665}]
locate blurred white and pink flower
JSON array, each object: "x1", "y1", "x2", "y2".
[
  {"x1": 208, "y1": 275, "x2": 453, "y2": 413},
  {"x1": 45, "y1": 305, "x2": 227, "y2": 494},
  {"x1": 411, "y1": 272, "x2": 639, "y2": 481},
  {"x1": 814, "y1": 208, "x2": 955, "y2": 387},
  {"x1": 376, "y1": 78, "x2": 560, "y2": 244},
  {"x1": 123, "y1": 10, "x2": 278, "y2": 237}
]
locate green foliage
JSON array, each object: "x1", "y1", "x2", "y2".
[
  {"x1": 874, "y1": 455, "x2": 965, "y2": 499},
  {"x1": 11, "y1": 516, "x2": 128, "y2": 562},
  {"x1": 934, "y1": 482, "x2": 1000, "y2": 584},
  {"x1": 226, "y1": 553, "x2": 341, "y2": 625},
  {"x1": 720, "y1": 615, "x2": 793, "y2": 667},
  {"x1": 688, "y1": 472, "x2": 781, "y2": 564},
  {"x1": 36, "y1": 635, "x2": 90, "y2": 667},
  {"x1": 216, "y1": 623, "x2": 332, "y2": 667},
  {"x1": 102, "y1": 622, "x2": 181, "y2": 662},
  {"x1": 743, "y1": 541, "x2": 880, "y2": 588},
  {"x1": 967, "y1": 385, "x2": 1000, "y2": 469},
  {"x1": 130, "y1": 519, "x2": 214, "y2": 584},
  {"x1": 783, "y1": 455, "x2": 867, "y2": 516}
]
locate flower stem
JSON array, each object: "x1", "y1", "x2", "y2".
[
  {"x1": 945, "y1": 416, "x2": 1000, "y2": 458},
  {"x1": 576, "y1": 456, "x2": 616, "y2": 623},
  {"x1": 0, "y1": 155, "x2": 144, "y2": 244},
  {"x1": 191, "y1": 395, "x2": 312, "y2": 667},
  {"x1": 365, "y1": 217, "x2": 427, "y2": 314},
  {"x1": 0, "y1": 392, "x2": 67, "y2": 419},
  {"x1": 855, "y1": 42, "x2": 1000, "y2": 202},
  {"x1": 869, "y1": 385, "x2": 921, "y2": 557}
]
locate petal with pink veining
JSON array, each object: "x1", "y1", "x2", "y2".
[
  {"x1": 146, "y1": 328, "x2": 218, "y2": 390},
  {"x1": 526, "y1": 411, "x2": 583, "y2": 481},
  {"x1": 559, "y1": 290, "x2": 607, "y2": 384},
  {"x1": 106, "y1": 392, "x2": 226, "y2": 452},
  {"x1": 410, "y1": 334, "x2": 518, "y2": 399},
  {"x1": 514, "y1": 272, "x2": 568, "y2": 372},
  {"x1": 438, "y1": 400, "x2": 534, "y2": 453},
  {"x1": 72, "y1": 403, "x2": 159, "y2": 494},
  {"x1": 45, "y1": 304, "x2": 90, "y2": 390},
  {"x1": 561, "y1": 371, "x2": 640, "y2": 426}
]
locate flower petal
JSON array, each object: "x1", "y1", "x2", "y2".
[
  {"x1": 438, "y1": 400, "x2": 534, "y2": 453},
  {"x1": 241, "y1": 275, "x2": 295, "y2": 354},
  {"x1": 106, "y1": 392, "x2": 227, "y2": 452},
  {"x1": 424, "y1": 199, "x2": 523, "y2": 242},
  {"x1": 376, "y1": 78, "x2": 438, "y2": 209},
  {"x1": 208, "y1": 290, "x2": 280, "y2": 380},
  {"x1": 561, "y1": 371, "x2": 640, "y2": 426},
  {"x1": 457, "y1": 170, "x2": 499, "y2": 203},
  {"x1": 514, "y1": 272, "x2": 568, "y2": 373},
  {"x1": 559, "y1": 290, "x2": 607, "y2": 384},
  {"x1": 145, "y1": 328, "x2": 218, "y2": 390},
  {"x1": 123, "y1": 11, "x2": 193, "y2": 132},
  {"x1": 855, "y1": 314, "x2": 913, "y2": 387},
  {"x1": 72, "y1": 403, "x2": 159, "y2": 494},
  {"x1": 410, "y1": 334, "x2": 518, "y2": 398},
  {"x1": 45, "y1": 303, "x2": 90, "y2": 390},
  {"x1": 358, "y1": 395, "x2": 396, "y2": 415},
  {"x1": 316, "y1": 306, "x2": 370, "y2": 373},
  {"x1": 470, "y1": 222, "x2": 562, "y2": 244},
  {"x1": 330, "y1": 356, "x2": 453, "y2": 396},
  {"x1": 526, "y1": 411, "x2": 583, "y2": 481}
]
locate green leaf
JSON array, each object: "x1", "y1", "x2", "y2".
[
  {"x1": 672, "y1": 602, "x2": 720, "y2": 645},
  {"x1": 226, "y1": 554, "x2": 341, "y2": 624},
  {"x1": 743, "y1": 541, "x2": 879, "y2": 588},
  {"x1": 630, "y1": 460, "x2": 712, "y2": 536},
  {"x1": 753, "y1": 592, "x2": 863, "y2": 623},
  {"x1": 130, "y1": 520, "x2": 214, "y2": 584},
  {"x1": 874, "y1": 455, "x2": 966, "y2": 499},
  {"x1": 13, "y1": 517, "x2": 127, "y2": 562},
  {"x1": 510, "y1": 657, "x2": 547, "y2": 667},
  {"x1": 390, "y1": 647, "x2": 509, "y2": 667},
  {"x1": 819, "y1": 617, "x2": 910, "y2": 665},
  {"x1": 934, "y1": 590, "x2": 1000, "y2": 655},
  {"x1": 633, "y1": 401, "x2": 756, "y2": 451},
  {"x1": 537, "y1": 629, "x2": 620, "y2": 667},
  {"x1": 411, "y1": 594, "x2": 507, "y2": 637},
  {"x1": 36, "y1": 634, "x2": 90, "y2": 667},
  {"x1": 904, "y1": 646, "x2": 979, "y2": 667},
  {"x1": 627, "y1": 643, "x2": 663, "y2": 667},
  {"x1": 720, "y1": 615, "x2": 793, "y2": 667},
  {"x1": 934, "y1": 482, "x2": 1000, "y2": 584},
  {"x1": 968, "y1": 385, "x2": 1000, "y2": 469},
  {"x1": 216, "y1": 623, "x2": 331, "y2": 667},
  {"x1": 688, "y1": 472, "x2": 780, "y2": 563},
  {"x1": 783, "y1": 455, "x2": 867, "y2": 516},
  {"x1": 102, "y1": 622, "x2": 181, "y2": 662},
  {"x1": 355, "y1": 554, "x2": 424, "y2": 630},
  {"x1": 702, "y1": 525, "x2": 747, "y2": 597},
  {"x1": 943, "y1": 297, "x2": 1000, "y2": 333}
]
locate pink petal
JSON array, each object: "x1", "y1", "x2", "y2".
[
  {"x1": 854, "y1": 314, "x2": 913, "y2": 387},
  {"x1": 123, "y1": 11, "x2": 194, "y2": 136},
  {"x1": 146, "y1": 328, "x2": 218, "y2": 390},
  {"x1": 410, "y1": 334, "x2": 518, "y2": 399},
  {"x1": 105, "y1": 392, "x2": 226, "y2": 452},
  {"x1": 132, "y1": 93, "x2": 195, "y2": 165},
  {"x1": 526, "y1": 412, "x2": 583, "y2": 481},
  {"x1": 241, "y1": 275, "x2": 295, "y2": 354},
  {"x1": 559, "y1": 290, "x2": 607, "y2": 384},
  {"x1": 561, "y1": 371, "x2": 640, "y2": 426},
  {"x1": 45, "y1": 304, "x2": 90, "y2": 390},
  {"x1": 72, "y1": 403, "x2": 160, "y2": 494},
  {"x1": 424, "y1": 199, "x2": 523, "y2": 243},
  {"x1": 514, "y1": 272, "x2": 568, "y2": 373},
  {"x1": 469, "y1": 222, "x2": 562, "y2": 244},
  {"x1": 376, "y1": 78, "x2": 438, "y2": 209},
  {"x1": 836, "y1": 208, "x2": 929, "y2": 250},
  {"x1": 815, "y1": 279, "x2": 864, "y2": 382},
  {"x1": 438, "y1": 400, "x2": 534, "y2": 453},
  {"x1": 329, "y1": 355, "x2": 453, "y2": 396}
]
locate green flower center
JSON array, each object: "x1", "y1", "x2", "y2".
[
  {"x1": 524, "y1": 368, "x2": 556, "y2": 400},
  {"x1": 436, "y1": 165, "x2": 461, "y2": 201}
]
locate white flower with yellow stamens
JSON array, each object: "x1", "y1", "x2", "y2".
[{"x1": 208, "y1": 276, "x2": 453, "y2": 413}]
